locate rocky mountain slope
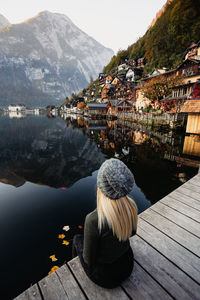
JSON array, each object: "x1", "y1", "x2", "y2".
[{"x1": 0, "y1": 11, "x2": 113, "y2": 107}]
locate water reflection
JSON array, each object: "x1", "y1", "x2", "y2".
[
  {"x1": 0, "y1": 115, "x2": 105, "y2": 188},
  {"x1": 0, "y1": 113, "x2": 199, "y2": 299}
]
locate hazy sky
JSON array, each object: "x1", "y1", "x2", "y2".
[{"x1": 1, "y1": 0, "x2": 167, "y2": 53}]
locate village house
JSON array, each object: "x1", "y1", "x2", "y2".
[
  {"x1": 98, "y1": 73, "x2": 112, "y2": 86},
  {"x1": 8, "y1": 104, "x2": 26, "y2": 112},
  {"x1": 107, "y1": 99, "x2": 133, "y2": 115},
  {"x1": 184, "y1": 41, "x2": 200, "y2": 61},
  {"x1": 126, "y1": 67, "x2": 143, "y2": 82},
  {"x1": 137, "y1": 57, "x2": 146, "y2": 68},
  {"x1": 118, "y1": 63, "x2": 129, "y2": 72},
  {"x1": 84, "y1": 103, "x2": 107, "y2": 117}
]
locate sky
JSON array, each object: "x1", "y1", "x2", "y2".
[{"x1": 1, "y1": 0, "x2": 167, "y2": 53}]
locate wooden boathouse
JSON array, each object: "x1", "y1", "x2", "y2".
[{"x1": 15, "y1": 172, "x2": 200, "y2": 299}]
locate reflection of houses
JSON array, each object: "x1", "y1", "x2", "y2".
[
  {"x1": 183, "y1": 135, "x2": 200, "y2": 157},
  {"x1": 9, "y1": 111, "x2": 26, "y2": 119}
]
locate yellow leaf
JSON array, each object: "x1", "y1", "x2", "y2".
[
  {"x1": 63, "y1": 225, "x2": 70, "y2": 232},
  {"x1": 62, "y1": 240, "x2": 69, "y2": 246},
  {"x1": 58, "y1": 234, "x2": 65, "y2": 239},
  {"x1": 49, "y1": 255, "x2": 57, "y2": 262},
  {"x1": 48, "y1": 266, "x2": 59, "y2": 275}
]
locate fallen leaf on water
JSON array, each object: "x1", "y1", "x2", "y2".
[
  {"x1": 49, "y1": 255, "x2": 58, "y2": 262},
  {"x1": 48, "y1": 266, "x2": 59, "y2": 275},
  {"x1": 62, "y1": 240, "x2": 69, "y2": 246},
  {"x1": 63, "y1": 225, "x2": 70, "y2": 232},
  {"x1": 78, "y1": 225, "x2": 83, "y2": 229},
  {"x1": 58, "y1": 234, "x2": 65, "y2": 239}
]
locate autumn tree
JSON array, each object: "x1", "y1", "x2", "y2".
[
  {"x1": 141, "y1": 74, "x2": 184, "y2": 102},
  {"x1": 77, "y1": 102, "x2": 85, "y2": 109},
  {"x1": 65, "y1": 97, "x2": 70, "y2": 103}
]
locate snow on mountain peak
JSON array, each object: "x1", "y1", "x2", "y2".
[{"x1": 0, "y1": 14, "x2": 10, "y2": 30}]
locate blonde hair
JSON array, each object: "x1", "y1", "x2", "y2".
[{"x1": 97, "y1": 188, "x2": 138, "y2": 241}]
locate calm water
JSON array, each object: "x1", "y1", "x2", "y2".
[{"x1": 0, "y1": 114, "x2": 199, "y2": 299}]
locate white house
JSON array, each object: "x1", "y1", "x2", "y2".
[{"x1": 8, "y1": 104, "x2": 26, "y2": 112}]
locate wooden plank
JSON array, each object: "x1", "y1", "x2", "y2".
[
  {"x1": 14, "y1": 284, "x2": 42, "y2": 300},
  {"x1": 177, "y1": 186, "x2": 200, "y2": 202},
  {"x1": 129, "y1": 235, "x2": 200, "y2": 300},
  {"x1": 188, "y1": 176, "x2": 200, "y2": 187},
  {"x1": 137, "y1": 219, "x2": 200, "y2": 284},
  {"x1": 160, "y1": 195, "x2": 200, "y2": 223},
  {"x1": 56, "y1": 264, "x2": 86, "y2": 300},
  {"x1": 68, "y1": 257, "x2": 129, "y2": 300},
  {"x1": 183, "y1": 182, "x2": 200, "y2": 194},
  {"x1": 169, "y1": 190, "x2": 200, "y2": 211},
  {"x1": 122, "y1": 261, "x2": 171, "y2": 300},
  {"x1": 39, "y1": 270, "x2": 69, "y2": 300},
  {"x1": 150, "y1": 201, "x2": 200, "y2": 238},
  {"x1": 140, "y1": 208, "x2": 200, "y2": 257}
]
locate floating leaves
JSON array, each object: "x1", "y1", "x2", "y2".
[
  {"x1": 62, "y1": 240, "x2": 70, "y2": 246},
  {"x1": 48, "y1": 266, "x2": 59, "y2": 275},
  {"x1": 49, "y1": 255, "x2": 58, "y2": 262},
  {"x1": 58, "y1": 234, "x2": 65, "y2": 239},
  {"x1": 63, "y1": 225, "x2": 70, "y2": 232}
]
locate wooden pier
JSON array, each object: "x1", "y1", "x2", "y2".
[{"x1": 15, "y1": 173, "x2": 200, "y2": 299}]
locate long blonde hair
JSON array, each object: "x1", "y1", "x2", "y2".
[{"x1": 97, "y1": 188, "x2": 138, "y2": 241}]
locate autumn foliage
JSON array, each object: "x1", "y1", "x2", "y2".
[{"x1": 141, "y1": 75, "x2": 184, "y2": 102}]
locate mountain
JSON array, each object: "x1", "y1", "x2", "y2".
[
  {"x1": 0, "y1": 14, "x2": 10, "y2": 29},
  {"x1": 148, "y1": 0, "x2": 174, "y2": 28},
  {"x1": 104, "y1": 0, "x2": 200, "y2": 74},
  {"x1": 0, "y1": 11, "x2": 114, "y2": 107}
]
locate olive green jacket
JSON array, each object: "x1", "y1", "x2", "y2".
[{"x1": 83, "y1": 209, "x2": 136, "y2": 267}]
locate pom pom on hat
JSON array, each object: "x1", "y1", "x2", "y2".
[{"x1": 97, "y1": 158, "x2": 135, "y2": 200}]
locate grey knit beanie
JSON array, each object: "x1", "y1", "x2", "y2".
[{"x1": 97, "y1": 158, "x2": 135, "y2": 200}]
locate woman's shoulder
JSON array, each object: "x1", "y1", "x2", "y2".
[{"x1": 85, "y1": 209, "x2": 98, "y2": 225}]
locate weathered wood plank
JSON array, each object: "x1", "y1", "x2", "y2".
[
  {"x1": 15, "y1": 284, "x2": 42, "y2": 300},
  {"x1": 160, "y1": 195, "x2": 200, "y2": 223},
  {"x1": 183, "y1": 182, "x2": 200, "y2": 194},
  {"x1": 56, "y1": 264, "x2": 86, "y2": 300},
  {"x1": 68, "y1": 257, "x2": 129, "y2": 300},
  {"x1": 140, "y1": 208, "x2": 200, "y2": 257},
  {"x1": 169, "y1": 190, "x2": 200, "y2": 211},
  {"x1": 150, "y1": 201, "x2": 200, "y2": 238},
  {"x1": 122, "y1": 261, "x2": 171, "y2": 300},
  {"x1": 129, "y1": 235, "x2": 200, "y2": 300},
  {"x1": 137, "y1": 219, "x2": 200, "y2": 284},
  {"x1": 39, "y1": 270, "x2": 69, "y2": 300},
  {"x1": 177, "y1": 186, "x2": 200, "y2": 202},
  {"x1": 187, "y1": 175, "x2": 200, "y2": 187}
]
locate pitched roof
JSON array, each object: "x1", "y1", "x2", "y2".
[
  {"x1": 180, "y1": 100, "x2": 200, "y2": 113},
  {"x1": 87, "y1": 103, "x2": 107, "y2": 108}
]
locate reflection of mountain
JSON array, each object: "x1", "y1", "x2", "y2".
[{"x1": 0, "y1": 116, "x2": 105, "y2": 188}]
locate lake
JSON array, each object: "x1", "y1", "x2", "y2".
[{"x1": 0, "y1": 113, "x2": 199, "y2": 299}]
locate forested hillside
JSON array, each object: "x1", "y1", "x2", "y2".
[{"x1": 103, "y1": 0, "x2": 200, "y2": 74}]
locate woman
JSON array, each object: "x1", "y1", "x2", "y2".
[{"x1": 72, "y1": 158, "x2": 138, "y2": 288}]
